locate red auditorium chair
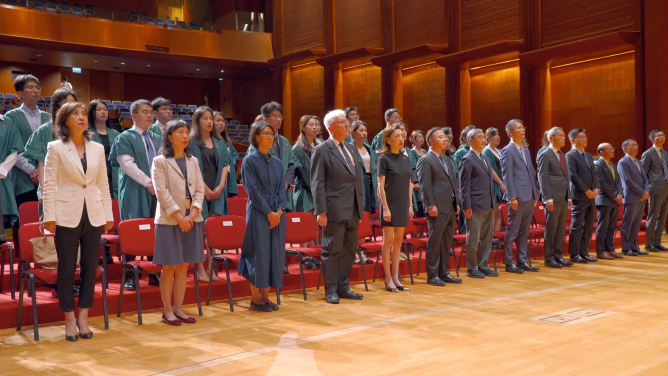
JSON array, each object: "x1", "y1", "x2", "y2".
[
  {"x1": 116, "y1": 218, "x2": 202, "y2": 325},
  {"x1": 285, "y1": 212, "x2": 322, "y2": 301},
  {"x1": 228, "y1": 197, "x2": 248, "y2": 218},
  {"x1": 0, "y1": 242, "x2": 15, "y2": 299},
  {"x1": 12, "y1": 201, "x2": 41, "y2": 263},
  {"x1": 354, "y1": 211, "x2": 381, "y2": 286},
  {"x1": 16, "y1": 223, "x2": 109, "y2": 340},
  {"x1": 100, "y1": 199, "x2": 121, "y2": 287},
  {"x1": 236, "y1": 184, "x2": 248, "y2": 199}
]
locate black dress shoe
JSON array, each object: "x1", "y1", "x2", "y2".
[
  {"x1": 466, "y1": 268, "x2": 485, "y2": 278},
  {"x1": 149, "y1": 274, "x2": 160, "y2": 286},
  {"x1": 556, "y1": 258, "x2": 574, "y2": 266},
  {"x1": 264, "y1": 301, "x2": 279, "y2": 311},
  {"x1": 645, "y1": 245, "x2": 659, "y2": 252},
  {"x1": 622, "y1": 250, "x2": 639, "y2": 256},
  {"x1": 338, "y1": 289, "x2": 363, "y2": 300},
  {"x1": 504, "y1": 264, "x2": 524, "y2": 274},
  {"x1": 657, "y1": 245, "x2": 668, "y2": 251},
  {"x1": 635, "y1": 248, "x2": 650, "y2": 255},
  {"x1": 544, "y1": 259, "x2": 563, "y2": 268},
  {"x1": 77, "y1": 320, "x2": 93, "y2": 339},
  {"x1": 517, "y1": 262, "x2": 540, "y2": 272},
  {"x1": 583, "y1": 255, "x2": 598, "y2": 262},
  {"x1": 325, "y1": 291, "x2": 340, "y2": 304},
  {"x1": 124, "y1": 278, "x2": 136, "y2": 291},
  {"x1": 441, "y1": 275, "x2": 463, "y2": 284},
  {"x1": 427, "y1": 277, "x2": 446, "y2": 286},
  {"x1": 570, "y1": 255, "x2": 588, "y2": 263},
  {"x1": 479, "y1": 267, "x2": 499, "y2": 277},
  {"x1": 250, "y1": 301, "x2": 273, "y2": 312}
]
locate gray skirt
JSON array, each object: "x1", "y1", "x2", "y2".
[{"x1": 153, "y1": 222, "x2": 206, "y2": 266}]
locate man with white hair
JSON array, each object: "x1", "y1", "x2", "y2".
[{"x1": 311, "y1": 109, "x2": 365, "y2": 304}]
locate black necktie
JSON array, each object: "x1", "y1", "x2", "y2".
[
  {"x1": 339, "y1": 143, "x2": 356, "y2": 175},
  {"x1": 439, "y1": 155, "x2": 450, "y2": 176}
]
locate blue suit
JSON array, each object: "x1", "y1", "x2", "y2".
[
  {"x1": 617, "y1": 155, "x2": 649, "y2": 251},
  {"x1": 500, "y1": 142, "x2": 540, "y2": 265}
]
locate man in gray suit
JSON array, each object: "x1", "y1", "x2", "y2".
[
  {"x1": 537, "y1": 127, "x2": 574, "y2": 268},
  {"x1": 618, "y1": 139, "x2": 650, "y2": 256},
  {"x1": 459, "y1": 128, "x2": 498, "y2": 278},
  {"x1": 417, "y1": 128, "x2": 463, "y2": 286},
  {"x1": 594, "y1": 143, "x2": 624, "y2": 260},
  {"x1": 500, "y1": 119, "x2": 540, "y2": 273},
  {"x1": 311, "y1": 109, "x2": 365, "y2": 304},
  {"x1": 641, "y1": 129, "x2": 668, "y2": 252},
  {"x1": 565, "y1": 128, "x2": 599, "y2": 263}
]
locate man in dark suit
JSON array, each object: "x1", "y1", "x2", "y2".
[
  {"x1": 459, "y1": 128, "x2": 498, "y2": 278},
  {"x1": 311, "y1": 109, "x2": 365, "y2": 304},
  {"x1": 417, "y1": 128, "x2": 462, "y2": 286},
  {"x1": 537, "y1": 127, "x2": 574, "y2": 268},
  {"x1": 500, "y1": 119, "x2": 540, "y2": 273},
  {"x1": 641, "y1": 129, "x2": 668, "y2": 252},
  {"x1": 594, "y1": 143, "x2": 624, "y2": 260},
  {"x1": 618, "y1": 139, "x2": 651, "y2": 256},
  {"x1": 565, "y1": 128, "x2": 599, "y2": 263}
]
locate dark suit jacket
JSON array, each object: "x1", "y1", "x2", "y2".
[
  {"x1": 594, "y1": 158, "x2": 622, "y2": 207},
  {"x1": 565, "y1": 148, "x2": 598, "y2": 202},
  {"x1": 500, "y1": 142, "x2": 539, "y2": 202},
  {"x1": 417, "y1": 151, "x2": 459, "y2": 214},
  {"x1": 641, "y1": 147, "x2": 668, "y2": 195},
  {"x1": 311, "y1": 138, "x2": 364, "y2": 222},
  {"x1": 618, "y1": 155, "x2": 649, "y2": 204},
  {"x1": 537, "y1": 147, "x2": 571, "y2": 203},
  {"x1": 459, "y1": 149, "x2": 494, "y2": 211}
]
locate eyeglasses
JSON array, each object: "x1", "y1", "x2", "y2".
[
  {"x1": 138, "y1": 110, "x2": 154, "y2": 116},
  {"x1": 270, "y1": 114, "x2": 283, "y2": 120},
  {"x1": 654, "y1": 134, "x2": 666, "y2": 139},
  {"x1": 23, "y1": 85, "x2": 41, "y2": 91},
  {"x1": 259, "y1": 132, "x2": 276, "y2": 138},
  {"x1": 576, "y1": 136, "x2": 588, "y2": 140},
  {"x1": 513, "y1": 126, "x2": 526, "y2": 131}
]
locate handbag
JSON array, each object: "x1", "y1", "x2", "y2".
[{"x1": 30, "y1": 220, "x2": 80, "y2": 269}]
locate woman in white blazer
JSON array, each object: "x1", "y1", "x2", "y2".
[
  {"x1": 151, "y1": 119, "x2": 205, "y2": 326},
  {"x1": 42, "y1": 102, "x2": 114, "y2": 342}
]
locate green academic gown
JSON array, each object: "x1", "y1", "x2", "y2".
[
  {"x1": 109, "y1": 128, "x2": 163, "y2": 220},
  {"x1": 22, "y1": 121, "x2": 55, "y2": 202},
  {"x1": 292, "y1": 143, "x2": 315, "y2": 213},
  {"x1": 408, "y1": 148, "x2": 426, "y2": 213},
  {"x1": 223, "y1": 138, "x2": 239, "y2": 196},
  {"x1": 147, "y1": 122, "x2": 162, "y2": 136},
  {"x1": 247, "y1": 134, "x2": 299, "y2": 212},
  {"x1": 0, "y1": 116, "x2": 24, "y2": 222},
  {"x1": 90, "y1": 127, "x2": 121, "y2": 199},
  {"x1": 452, "y1": 144, "x2": 470, "y2": 177},
  {"x1": 189, "y1": 136, "x2": 231, "y2": 220},
  {"x1": 371, "y1": 130, "x2": 385, "y2": 152},
  {"x1": 4, "y1": 108, "x2": 50, "y2": 196}
]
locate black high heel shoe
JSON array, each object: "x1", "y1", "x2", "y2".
[
  {"x1": 395, "y1": 284, "x2": 410, "y2": 291},
  {"x1": 76, "y1": 320, "x2": 93, "y2": 340},
  {"x1": 384, "y1": 282, "x2": 398, "y2": 293}
]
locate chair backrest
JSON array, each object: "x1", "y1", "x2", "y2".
[
  {"x1": 236, "y1": 184, "x2": 248, "y2": 198},
  {"x1": 405, "y1": 219, "x2": 420, "y2": 238},
  {"x1": 618, "y1": 203, "x2": 624, "y2": 220},
  {"x1": 18, "y1": 222, "x2": 48, "y2": 264},
  {"x1": 205, "y1": 215, "x2": 245, "y2": 250},
  {"x1": 228, "y1": 197, "x2": 248, "y2": 218},
  {"x1": 118, "y1": 218, "x2": 155, "y2": 257},
  {"x1": 499, "y1": 204, "x2": 509, "y2": 227},
  {"x1": 358, "y1": 211, "x2": 375, "y2": 240},
  {"x1": 19, "y1": 201, "x2": 40, "y2": 226},
  {"x1": 534, "y1": 203, "x2": 546, "y2": 226},
  {"x1": 285, "y1": 212, "x2": 318, "y2": 245}
]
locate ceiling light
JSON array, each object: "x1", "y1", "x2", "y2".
[
  {"x1": 94, "y1": 60, "x2": 98, "y2": 62},
  {"x1": 147, "y1": 64, "x2": 151, "y2": 67},
  {"x1": 220, "y1": 69, "x2": 224, "y2": 73},
  {"x1": 37, "y1": 54, "x2": 42, "y2": 57},
  {"x1": 219, "y1": 78, "x2": 223, "y2": 81},
  {"x1": 196, "y1": 68, "x2": 200, "y2": 71},
  {"x1": 121, "y1": 62, "x2": 126, "y2": 65}
]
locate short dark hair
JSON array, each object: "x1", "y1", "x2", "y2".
[
  {"x1": 622, "y1": 138, "x2": 637, "y2": 150},
  {"x1": 88, "y1": 99, "x2": 110, "y2": 130},
  {"x1": 568, "y1": 128, "x2": 586, "y2": 140},
  {"x1": 260, "y1": 102, "x2": 283, "y2": 118},
  {"x1": 151, "y1": 97, "x2": 172, "y2": 111},
  {"x1": 505, "y1": 119, "x2": 523, "y2": 135},
  {"x1": 649, "y1": 129, "x2": 665, "y2": 141},
  {"x1": 344, "y1": 106, "x2": 358, "y2": 117},
  {"x1": 485, "y1": 127, "x2": 499, "y2": 139},
  {"x1": 14, "y1": 74, "x2": 39, "y2": 92},
  {"x1": 460, "y1": 125, "x2": 476, "y2": 145},
  {"x1": 249, "y1": 120, "x2": 275, "y2": 149},
  {"x1": 160, "y1": 119, "x2": 192, "y2": 158},
  {"x1": 442, "y1": 127, "x2": 453, "y2": 136},
  {"x1": 384, "y1": 108, "x2": 400, "y2": 121},
  {"x1": 381, "y1": 125, "x2": 404, "y2": 155},
  {"x1": 62, "y1": 76, "x2": 68, "y2": 81},
  {"x1": 130, "y1": 99, "x2": 151, "y2": 114},
  {"x1": 426, "y1": 127, "x2": 444, "y2": 143},
  {"x1": 55, "y1": 102, "x2": 91, "y2": 142},
  {"x1": 50, "y1": 88, "x2": 78, "y2": 122}
]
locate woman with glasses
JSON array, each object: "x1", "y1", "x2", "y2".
[
  {"x1": 238, "y1": 120, "x2": 286, "y2": 312},
  {"x1": 88, "y1": 100, "x2": 120, "y2": 199}
]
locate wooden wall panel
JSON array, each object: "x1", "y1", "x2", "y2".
[
  {"x1": 549, "y1": 53, "x2": 636, "y2": 159},
  {"x1": 0, "y1": 61, "x2": 61, "y2": 101},
  {"x1": 335, "y1": 0, "x2": 382, "y2": 53},
  {"x1": 289, "y1": 63, "x2": 325, "y2": 142},
  {"x1": 401, "y1": 64, "x2": 446, "y2": 133},
  {"x1": 469, "y1": 61, "x2": 520, "y2": 145},
  {"x1": 283, "y1": 0, "x2": 324, "y2": 54},
  {"x1": 542, "y1": 0, "x2": 635, "y2": 47},
  {"x1": 461, "y1": 0, "x2": 520, "y2": 51},
  {"x1": 395, "y1": 0, "x2": 447, "y2": 51},
  {"x1": 342, "y1": 65, "x2": 382, "y2": 136}
]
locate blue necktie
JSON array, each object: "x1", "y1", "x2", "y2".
[
  {"x1": 439, "y1": 155, "x2": 450, "y2": 176},
  {"x1": 142, "y1": 131, "x2": 155, "y2": 168}
]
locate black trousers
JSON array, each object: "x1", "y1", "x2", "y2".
[
  {"x1": 596, "y1": 204, "x2": 618, "y2": 254},
  {"x1": 425, "y1": 208, "x2": 455, "y2": 279},
  {"x1": 568, "y1": 200, "x2": 596, "y2": 257},
  {"x1": 54, "y1": 205, "x2": 104, "y2": 312},
  {"x1": 320, "y1": 198, "x2": 360, "y2": 294}
]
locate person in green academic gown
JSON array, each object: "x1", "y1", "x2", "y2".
[
  {"x1": 246, "y1": 102, "x2": 299, "y2": 212},
  {"x1": 148, "y1": 97, "x2": 173, "y2": 135},
  {"x1": 109, "y1": 99, "x2": 163, "y2": 290},
  {"x1": 370, "y1": 108, "x2": 402, "y2": 153},
  {"x1": 23, "y1": 88, "x2": 78, "y2": 204},
  {"x1": 88, "y1": 99, "x2": 120, "y2": 199},
  {"x1": 189, "y1": 106, "x2": 232, "y2": 281},
  {"x1": 292, "y1": 115, "x2": 320, "y2": 214},
  {"x1": 0, "y1": 115, "x2": 23, "y2": 243},
  {"x1": 350, "y1": 120, "x2": 376, "y2": 265},
  {"x1": 408, "y1": 130, "x2": 427, "y2": 217},
  {"x1": 343, "y1": 106, "x2": 359, "y2": 143},
  {"x1": 213, "y1": 111, "x2": 238, "y2": 197},
  {"x1": 4, "y1": 74, "x2": 50, "y2": 209}
]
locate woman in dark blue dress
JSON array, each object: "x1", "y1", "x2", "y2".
[{"x1": 238, "y1": 120, "x2": 287, "y2": 312}]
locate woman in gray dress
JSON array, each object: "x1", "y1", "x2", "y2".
[
  {"x1": 152, "y1": 119, "x2": 205, "y2": 325},
  {"x1": 378, "y1": 125, "x2": 414, "y2": 292},
  {"x1": 238, "y1": 120, "x2": 287, "y2": 312}
]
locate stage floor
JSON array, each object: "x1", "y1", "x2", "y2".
[{"x1": 3, "y1": 245, "x2": 668, "y2": 375}]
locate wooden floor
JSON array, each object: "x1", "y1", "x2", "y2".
[{"x1": 3, "y1": 242, "x2": 668, "y2": 375}]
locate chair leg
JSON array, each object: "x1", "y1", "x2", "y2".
[
  {"x1": 100, "y1": 267, "x2": 109, "y2": 330},
  {"x1": 193, "y1": 266, "x2": 202, "y2": 316},
  {"x1": 458, "y1": 244, "x2": 465, "y2": 272},
  {"x1": 101, "y1": 240, "x2": 109, "y2": 289},
  {"x1": 225, "y1": 262, "x2": 234, "y2": 312},
  {"x1": 9, "y1": 243, "x2": 15, "y2": 300},
  {"x1": 357, "y1": 249, "x2": 368, "y2": 291},
  {"x1": 297, "y1": 252, "x2": 307, "y2": 301},
  {"x1": 373, "y1": 252, "x2": 380, "y2": 282},
  {"x1": 117, "y1": 265, "x2": 126, "y2": 317},
  {"x1": 30, "y1": 275, "x2": 38, "y2": 341},
  {"x1": 533, "y1": 238, "x2": 542, "y2": 260},
  {"x1": 404, "y1": 245, "x2": 414, "y2": 285},
  {"x1": 133, "y1": 266, "x2": 142, "y2": 325},
  {"x1": 416, "y1": 248, "x2": 423, "y2": 276},
  {"x1": 316, "y1": 267, "x2": 322, "y2": 290},
  {"x1": 492, "y1": 243, "x2": 498, "y2": 272},
  {"x1": 206, "y1": 260, "x2": 215, "y2": 306},
  {"x1": 1, "y1": 253, "x2": 5, "y2": 293},
  {"x1": 17, "y1": 277, "x2": 24, "y2": 331}
]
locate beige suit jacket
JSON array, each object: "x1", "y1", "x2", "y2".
[
  {"x1": 151, "y1": 155, "x2": 205, "y2": 225},
  {"x1": 42, "y1": 139, "x2": 114, "y2": 228}
]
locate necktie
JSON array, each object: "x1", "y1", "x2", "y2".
[
  {"x1": 339, "y1": 143, "x2": 356, "y2": 175},
  {"x1": 633, "y1": 158, "x2": 642, "y2": 173},
  {"x1": 581, "y1": 151, "x2": 591, "y2": 169},
  {"x1": 439, "y1": 155, "x2": 450, "y2": 176},
  {"x1": 273, "y1": 136, "x2": 282, "y2": 157},
  {"x1": 520, "y1": 147, "x2": 527, "y2": 166},
  {"x1": 558, "y1": 151, "x2": 566, "y2": 175},
  {"x1": 142, "y1": 131, "x2": 155, "y2": 168},
  {"x1": 661, "y1": 151, "x2": 668, "y2": 181},
  {"x1": 608, "y1": 161, "x2": 615, "y2": 179}
]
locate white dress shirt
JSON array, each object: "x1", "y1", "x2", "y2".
[{"x1": 116, "y1": 125, "x2": 153, "y2": 188}]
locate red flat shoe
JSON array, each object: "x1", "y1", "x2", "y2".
[
  {"x1": 175, "y1": 314, "x2": 196, "y2": 324},
  {"x1": 162, "y1": 314, "x2": 182, "y2": 326}
]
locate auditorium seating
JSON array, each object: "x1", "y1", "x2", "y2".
[{"x1": 204, "y1": 215, "x2": 246, "y2": 311}]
